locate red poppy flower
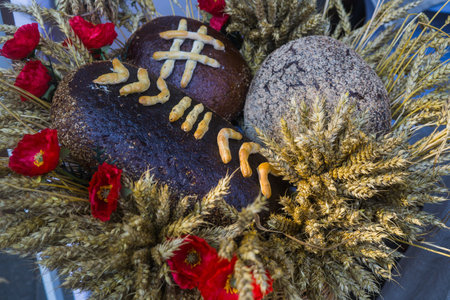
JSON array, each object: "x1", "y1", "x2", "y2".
[
  {"x1": 198, "y1": 0, "x2": 226, "y2": 15},
  {"x1": 209, "y1": 14, "x2": 230, "y2": 32},
  {"x1": 9, "y1": 129, "x2": 60, "y2": 176},
  {"x1": 198, "y1": 0, "x2": 230, "y2": 31},
  {"x1": 88, "y1": 162, "x2": 122, "y2": 222},
  {"x1": 14, "y1": 60, "x2": 51, "y2": 101},
  {"x1": 167, "y1": 235, "x2": 221, "y2": 289},
  {"x1": 199, "y1": 256, "x2": 239, "y2": 300},
  {"x1": 199, "y1": 256, "x2": 274, "y2": 300},
  {"x1": 69, "y1": 16, "x2": 117, "y2": 49},
  {"x1": 0, "y1": 23, "x2": 40, "y2": 60}
]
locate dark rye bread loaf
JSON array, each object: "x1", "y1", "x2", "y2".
[
  {"x1": 124, "y1": 16, "x2": 251, "y2": 121},
  {"x1": 51, "y1": 61, "x2": 286, "y2": 210}
]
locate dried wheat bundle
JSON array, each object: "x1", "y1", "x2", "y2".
[
  {"x1": 249, "y1": 93, "x2": 448, "y2": 299},
  {"x1": 225, "y1": 0, "x2": 329, "y2": 73},
  {"x1": 54, "y1": 0, "x2": 122, "y2": 23}
]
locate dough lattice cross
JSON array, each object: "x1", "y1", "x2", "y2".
[{"x1": 153, "y1": 19, "x2": 223, "y2": 88}]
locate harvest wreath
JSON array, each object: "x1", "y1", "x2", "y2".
[{"x1": 0, "y1": 0, "x2": 449, "y2": 299}]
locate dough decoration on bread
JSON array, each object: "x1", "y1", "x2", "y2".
[
  {"x1": 169, "y1": 96, "x2": 192, "y2": 122},
  {"x1": 119, "y1": 68, "x2": 150, "y2": 96},
  {"x1": 153, "y1": 18, "x2": 222, "y2": 89},
  {"x1": 93, "y1": 58, "x2": 130, "y2": 85},
  {"x1": 217, "y1": 128, "x2": 243, "y2": 164},
  {"x1": 194, "y1": 112, "x2": 212, "y2": 140},
  {"x1": 159, "y1": 30, "x2": 225, "y2": 51},
  {"x1": 139, "y1": 76, "x2": 170, "y2": 105},
  {"x1": 257, "y1": 162, "x2": 279, "y2": 198},
  {"x1": 160, "y1": 19, "x2": 187, "y2": 80},
  {"x1": 181, "y1": 103, "x2": 204, "y2": 132},
  {"x1": 239, "y1": 142, "x2": 261, "y2": 178},
  {"x1": 153, "y1": 52, "x2": 220, "y2": 68},
  {"x1": 180, "y1": 25, "x2": 207, "y2": 88}
]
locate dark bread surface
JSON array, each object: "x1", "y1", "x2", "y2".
[
  {"x1": 124, "y1": 16, "x2": 251, "y2": 121},
  {"x1": 51, "y1": 61, "x2": 286, "y2": 210}
]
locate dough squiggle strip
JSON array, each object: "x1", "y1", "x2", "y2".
[
  {"x1": 139, "y1": 77, "x2": 170, "y2": 106},
  {"x1": 119, "y1": 68, "x2": 150, "y2": 96},
  {"x1": 153, "y1": 51, "x2": 220, "y2": 68},
  {"x1": 159, "y1": 30, "x2": 225, "y2": 51},
  {"x1": 93, "y1": 58, "x2": 130, "y2": 85},
  {"x1": 194, "y1": 112, "x2": 212, "y2": 140},
  {"x1": 217, "y1": 128, "x2": 243, "y2": 164},
  {"x1": 239, "y1": 142, "x2": 261, "y2": 177},
  {"x1": 169, "y1": 96, "x2": 192, "y2": 122},
  {"x1": 257, "y1": 162, "x2": 280, "y2": 198},
  {"x1": 181, "y1": 103, "x2": 204, "y2": 132},
  {"x1": 180, "y1": 25, "x2": 207, "y2": 88},
  {"x1": 160, "y1": 19, "x2": 187, "y2": 79}
]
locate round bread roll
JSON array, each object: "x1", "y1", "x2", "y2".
[
  {"x1": 244, "y1": 36, "x2": 391, "y2": 143},
  {"x1": 125, "y1": 16, "x2": 251, "y2": 121}
]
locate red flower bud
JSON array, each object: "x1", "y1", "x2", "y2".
[
  {"x1": 0, "y1": 23, "x2": 40, "y2": 60},
  {"x1": 69, "y1": 16, "x2": 117, "y2": 50},
  {"x1": 9, "y1": 129, "x2": 60, "y2": 176},
  {"x1": 88, "y1": 163, "x2": 122, "y2": 222},
  {"x1": 14, "y1": 60, "x2": 51, "y2": 101}
]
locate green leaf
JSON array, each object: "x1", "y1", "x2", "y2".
[{"x1": 41, "y1": 84, "x2": 56, "y2": 101}]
